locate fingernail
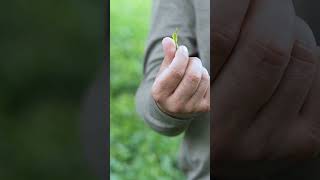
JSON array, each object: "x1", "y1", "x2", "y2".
[
  {"x1": 162, "y1": 37, "x2": 170, "y2": 46},
  {"x1": 178, "y1": 46, "x2": 188, "y2": 57}
]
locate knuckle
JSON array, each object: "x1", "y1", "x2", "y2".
[
  {"x1": 213, "y1": 25, "x2": 239, "y2": 54},
  {"x1": 170, "y1": 68, "x2": 184, "y2": 81},
  {"x1": 151, "y1": 92, "x2": 162, "y2": 103},
  {"x1": 168, "y1": 103, "x2": 184, "y2": 114},
  {"x1": 246, "y1": 39, "x2": 289, "y2": 67},
  {"x1": 151, "y1": 85, "x2": 163, "y2": 103},
  {"x1": 199, "y1": 102, "x2": 210, "y2": 112},
  {"x1": 204, "y1": 102, "x2": 210, "y2": 112},
  {"x1": 184, "y1": 105, "x2": 194, "y2": 114},
  {"x1": 154, "y1": 78, "x2": 165, "y2": 88},
  {"x1": 212, "y1": 27, "x2": 238, "y2": 77},
  {"x1": 186, "y1": 72, "x2": 202, "y2": 84}
]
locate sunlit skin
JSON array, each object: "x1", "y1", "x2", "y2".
[{"x1": 151, "y1": 37, "x2": 210, "y2": 119}]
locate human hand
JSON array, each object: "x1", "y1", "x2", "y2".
[
  {"x1": 151, "y1": 37, "x2": 210, "y2": 118},
  {"x1": 212, "y1": 0, "x2": 320, "y2": 176}
]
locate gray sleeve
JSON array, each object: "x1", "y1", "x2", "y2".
[{"x1": 135, "y1": 0, "x2": 198, "y2": 136}]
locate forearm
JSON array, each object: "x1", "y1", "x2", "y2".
[{"x1": 135, "y1": 0, "x2": 198, "y2": 136}]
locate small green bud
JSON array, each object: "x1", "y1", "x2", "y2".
[{"x1": 172, "y1": 28, "x2": 179, "y2": 49}]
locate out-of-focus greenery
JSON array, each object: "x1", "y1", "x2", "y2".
[
  {"x1": 110, "y1": 0, "x2": 185, "y2": 179},
  {"x1": 0, "y1": 1, "x2": 103, "y2": 179}
]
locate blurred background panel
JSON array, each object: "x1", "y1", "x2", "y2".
[
  {"x1": 110, "y1": 0, "x2": 184, "y2": 179},
  {"x1": 0, "y1": 0, "x2": 105, "y2": 179}
]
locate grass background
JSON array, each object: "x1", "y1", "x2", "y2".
[{"x1": 110, "y1": 0, "x2": 185, "y2": 179}]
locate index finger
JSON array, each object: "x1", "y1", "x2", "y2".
[
  {"x1": 153, "y1": 46, "x2": 190, "y2": 97},
  {"x1": 214, "y1": 0, "x2": 296, "y2": 111},
  {"x1": 212, "y1": 0, "x2": 296, "y2": 152},
  {"x1": 212, "y1": 0, "x2": 251, "y2": 78}
]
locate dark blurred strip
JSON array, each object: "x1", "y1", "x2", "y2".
[{"x1": 0, "y1": 0, "x2": 107, "y2": 179}]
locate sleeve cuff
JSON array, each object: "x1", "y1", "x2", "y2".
[{"x1": 144, "y1": 94, "x2": 193, "y2": 136}]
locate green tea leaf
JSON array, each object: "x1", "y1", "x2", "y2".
[{"x1": 172, "y1": 28, "x2": 179, "y2": 49}]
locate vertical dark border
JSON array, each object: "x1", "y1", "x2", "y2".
[{"x1": 105, "y1": 0, "x2": 110, "y2": 179}]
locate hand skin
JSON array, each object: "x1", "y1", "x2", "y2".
[
  {"x1": 212, "y1": 0, "x2": 320, "y2": 177},
  {"x1": 151, "y1": 37, "x2": 210, "y2": 119}
]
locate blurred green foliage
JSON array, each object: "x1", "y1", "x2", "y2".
[
  {"x1": 110, "y1": 0, "x2": 185, "y2": 179},
  {"x1": 0, "y1": 0, "x2": 103, "y2": 179}
]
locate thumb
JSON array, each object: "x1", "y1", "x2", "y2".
[{"x1": 159, "y1": 37, "x2": 177, "y2": 72}]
